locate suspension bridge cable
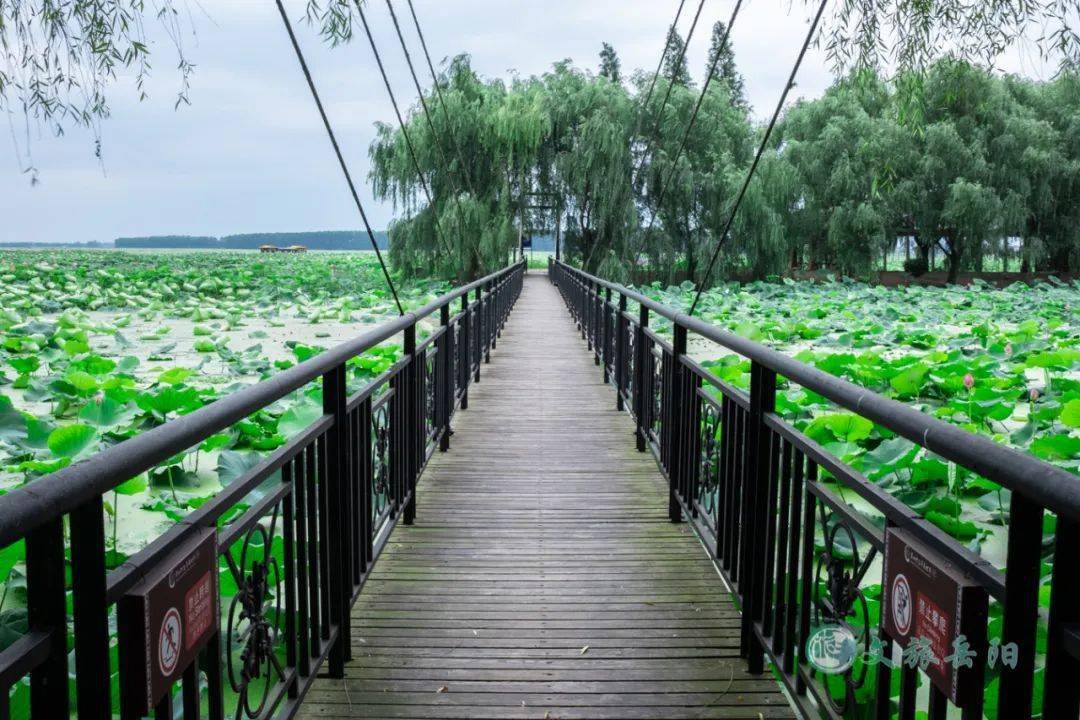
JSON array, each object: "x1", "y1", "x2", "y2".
[
  {"x1": 630, "y1": 0, "x2": 707, "y2": 186},
  {"x1": 273, "y1": 0, "x2": 404, "y2": 315},
  {"x1": 637, "y1": 0, "x2": 745, "y2": 250},
  {"x1": 385, "y1": 0, "x2": 462, "y2": 195},
  {"x1": 630, "y1": 0, "x2": 689, "y2": 138},
  {"x1": 382, "y1": 0, "x2": 482, "y2": 270},
  {"x1": 354, "y1": 0, "x2": 456, "y2": 260},
  {"x1": 688, "y1": 0, "x2": 829, "y2": 317},
  {"x1": 402, "y1": 0, "x2": 480, "y2": 198}
]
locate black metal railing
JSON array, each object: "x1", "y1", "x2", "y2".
[
  {"x1": 551, "y1": 257, "x2": 1080, "y2": 720},
  {"x1": 0, "y1": 259, "x2": 525, "y2": 720}
]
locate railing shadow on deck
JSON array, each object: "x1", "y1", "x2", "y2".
[
  {"x1": 550, "y1": 258, "x2": 1080, "y2": 720},
  {"x1": 0, "y1": 260, "x2": 526, "y2": 719}
]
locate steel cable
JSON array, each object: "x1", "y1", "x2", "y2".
[
  {"x1": 273, "y1": 0, "x2": 404, "y2": 314},
  {"x1": 354, "y1": 0, "x2": 456, "y2": 261},
  {"x1": 688, "y1": 0, "x2": 829, "y2": 316}
]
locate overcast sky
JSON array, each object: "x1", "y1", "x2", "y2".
[{"x1": 1, "y1": 0, "x2": 1056, "y2": 245}]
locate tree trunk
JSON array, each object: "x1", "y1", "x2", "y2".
[{"x1": 946, "y1": 237, "x2": 961, "y2": 284}]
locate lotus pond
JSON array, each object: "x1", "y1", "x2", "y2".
[
  {"x1": 637, "y1": 276, "x2": 1078, "y2": 714},
  {"x1": 0, "y1": 250, "x2": 1075, "y2": 715}
]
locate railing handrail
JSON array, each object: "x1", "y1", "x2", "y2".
[
  {"x1": 553, "y1": 258, "x2": 1080, "y2": 522},
  {"x1": 0, "y1": 260, "x2": 525, "y2": 548}
]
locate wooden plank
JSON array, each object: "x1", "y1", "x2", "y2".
[{"x1": 297, "y1": 273, "x2": 793, "y2": 720}]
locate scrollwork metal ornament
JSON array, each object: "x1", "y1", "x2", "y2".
[
  {"x1": 424, "y1": 347, "x2": 437, "y2": 443},
  {"x1": 371, "y1": 402, "x2": 391, "y2": 523},
  {"x1": 225, "y1": 509, "x2": 285, "y2": 719},
  {"x1": 697, "y1": 400, "x2": 721, "y2": 520},
  {"x1": 649, "y1": 348, "x2": 663, "y2": 442},
  {"x1": 811, "y1": 505, "x2": 878, "y2": 714}
]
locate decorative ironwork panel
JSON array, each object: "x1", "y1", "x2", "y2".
[
  {"x1": 370, "y1": 401, "x2": 391, "y2": 531},
  {"x1": 697, "y1": 397, "x2": 721, "y2": 526},
  {"x1": 424, "y1": 346, "x2": 438, "y2": 446},
  {"x1": 809, "y1": 504, "x2": 877, "y2": 715},
  {"x1": 648, "y1": 346, "x2": 663, "y2": 447},
  {"x1": 449, "y1": 320, "x2": 459, "y2": 400},
  {"x1": 224, "y1": 508, "x2": 285, "y2": 720}
]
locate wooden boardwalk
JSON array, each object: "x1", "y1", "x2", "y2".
[{"x1": 300, "y1": 273, "x2": 795, "y2": 719}]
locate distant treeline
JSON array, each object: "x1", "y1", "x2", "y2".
[
  {"x1": 113, "y1": 231, "x2": 559, "y2": 252},
  {"x1": 114, "y1": 231, "x2": 391, "y2": 250},
  {"x1": 0, "y1": 241, "x2": 111, "y2": 248}
]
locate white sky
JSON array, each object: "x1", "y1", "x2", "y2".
[{"x1": 0, "y1": 0, "x2": 1057, "y2": 244}]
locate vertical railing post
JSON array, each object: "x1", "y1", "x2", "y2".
[
  {"x1": 322, "y1": 361, "x2": 350, "y2": 674},
  {"x1": 473, "y1": 286, "x2": 482, "y2": 383},
  {"x1": 484, "y1": 280, "x2": 493, "y2": 362},
  {"x1": 615, "y1": 294, "x2": 628, "y2": 411},
  {"x1": 998, "y1": 494, "x2": 1044, "y2": 717},
  {"x1": 358, "y1": 397, "x2": 373, "y2": 570},
  {"x1": 633, "y1": 304, "x2": 648, "y2": 452},
  {"x1": 1044, "y1": 517, "x2": 1080, "y2": 717},
  {"x1": 685, "y1": 356, "x2": 701, "y2": 519},
  {"x1": 460, "y1": 293, "x2": 470, "y2": 410},
  {"x1": 741, "y1": 360, "x2": 776, "y2": 674},
  {"x1": 439, "y1": 303, "x2": 452, "y2": 452},
  {"x1": 26, "y1": 519, "x2": 68, "y2": 717},
  {"x1": 402, "y1": 323, "x2": 417, "y2": 526},
  {"x1": 666, "y1": 322, "x2": 689, "y2": 523},
  {"x1": 70, "y1": 498, "x2": 111, "y2": 720},
  {"x1": 594, "y1": 287, "x2": 603, "y2": 370}
]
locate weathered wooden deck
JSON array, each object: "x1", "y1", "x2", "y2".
[{"x1": 300, "y1": 273, "x2": 794, "y2": 719}]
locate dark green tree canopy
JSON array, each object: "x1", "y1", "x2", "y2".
[
  {"x1": 706, "y1": 21, "x2": 747, "y2": 110},
  {"x1": 599, "y1": 42, "x2": 622, "y2": 84},
  {"x1": 662, "y1": 27, "x2": 692, "y2": 87}
]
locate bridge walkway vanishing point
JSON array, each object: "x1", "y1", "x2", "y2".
[{"x1": 300, "y1": 273, "x2": 796, "y2": 719}]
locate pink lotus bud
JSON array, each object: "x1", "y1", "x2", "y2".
[
  {"x1": 1004, "y1": 344, "x2": 1013, "y2": 357},
  {"x1": 963, "y1": 373, "x2": 974, "y2": 391},
  {"x1": 1029, "y1": 387, "x2": 1039, "y2": 402}
]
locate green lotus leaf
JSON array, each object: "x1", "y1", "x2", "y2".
[
  {"x1": 47, "y1": 424, "x2": 98, "y2": 458},
  {"x1": 217, "y1": 450, "x2": 264, "y2": 486},
  {"x1": 278, "y1": 402, "x2": 322, "y2": 437},
  {"x1": 115, "y1": 474, "x2": 148, "y2": 495},
  {"x1": 157, "y1": 367, "x2": 194, "y2": 385},
  {"x1": 804, "y1": 413, "x2": 874, "y2": 443},
  {"x1": 1031, "y1": 434, "x2": 1080, "y2": 461},
  {"x1": 1061, "y1": 398, "x2": 1080, "y2": 428},
  {"x1": 79, "y1": 397, "x2": 138, "y2": 428},
  {"x1": 0, "y1": 397, "x2": 27, "y2": 446},
  {"x1": 6, "y1": 357, "x2": 38, "y2": 375},
  {"x1": 889, "y1": 363, "x2": 929, "y2": 398}
]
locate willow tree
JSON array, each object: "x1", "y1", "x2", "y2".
[
  {"x1": 368, "y1": 55, "x2": 540, "y2": 281},
  {"x1": 778, "y1": 74, "x2": 899, "y2": 274},
  {"x1": 633, "y1": 76, "x2": 757, "y2": 282},
  {"x1": 1005, "y1": 73, "x2": 1080, "y2": 272},
  {"x1": 542, "y1": 61, "x2": 637, "y2": 277}
]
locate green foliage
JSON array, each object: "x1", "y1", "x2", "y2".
[
  {"x1": 778, "y1": 62, "x2": 1080, "y2": 280},
  {"x1": 599, "y1": 42, "x2": 622, "y2": 84},
  {"x1": 705, "y1": 21, "x2": 746, "y2": 110}
]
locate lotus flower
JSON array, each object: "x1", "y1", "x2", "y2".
[{"x1": 963, "y1": 373, "x2": 974, "y2": 391}]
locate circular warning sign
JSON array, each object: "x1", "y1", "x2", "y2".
[
  {"x1": 158, "y1": 607, "x2": 183, "y2": 676},
  {"x1": 891, "y1": 573, "x2": 912, "y2": 636}
]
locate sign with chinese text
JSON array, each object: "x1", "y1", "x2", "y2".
[
  {"x1": 882, "y1": 526, "x2": 988, "y2": 706},
  {"x1": 119, "y1": 528, "x2": 218, "y2": 716}
]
